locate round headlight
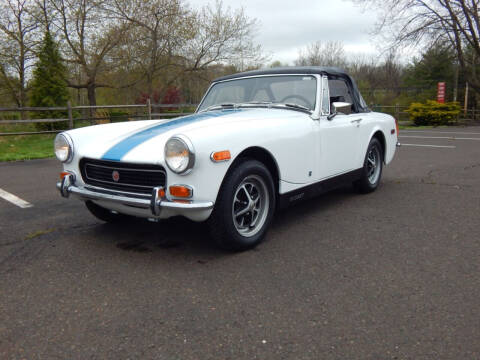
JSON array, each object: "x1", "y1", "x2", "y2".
[
  {"x1": 54, "y1": 133, "x2": 74, "y2": 163},
  {"x1": 164, "y1": 135, "x2": 195, "y2": 174}
]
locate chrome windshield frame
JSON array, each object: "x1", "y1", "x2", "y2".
[{"x1": 196, "y1": 74, "x2": 322, "y2": 119}]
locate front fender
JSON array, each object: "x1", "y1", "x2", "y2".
[{"x1": 167, "y1": 115, "x2": 315, "y2": 204}]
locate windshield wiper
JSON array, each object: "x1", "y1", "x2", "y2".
[
  {"x1": 238, "y1": 101, "x2": 312, "y2": 113},
  {"x1": 271, "y1": 102, "x2": 312, "y2": 114},
  {"x1": 200, "y1": 101, "x2": 312, "y2": 114},
  {"x1": 200, "y1": 103, "x2": 236, "y2": 112},
  {"x1": 284, "y1": 103, "x2": 311, "y2": 112}
]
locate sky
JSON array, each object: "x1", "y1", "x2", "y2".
[{"x1": 192, "y1": 0, "x2": 381, "y2": 65}]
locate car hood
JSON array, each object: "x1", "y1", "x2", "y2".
[{"x1": 68, "y1": 108, "x2": 308, "y2": 163}]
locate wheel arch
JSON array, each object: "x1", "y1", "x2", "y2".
[
  {"x1": 224, "y1": 146, "x2": 281, "y2": 195},
  {"x1": 372, "y1": 130, "x2": 386, "y2": 162}
]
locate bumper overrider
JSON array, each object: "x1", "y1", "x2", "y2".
[{"x1": 56, "y1": 173, "x2": 214, "y2": 217}]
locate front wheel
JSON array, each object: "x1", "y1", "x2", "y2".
[
  {"x1": 208, "y1": 159, "x2": 276, "y2": 251},
  {"x1": 354, "y1": 137, "x2": 383, "y2": 193}
]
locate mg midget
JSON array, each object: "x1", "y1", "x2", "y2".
[{"x1": 55, "y1": 67, "x2": 399, "y2": 250}]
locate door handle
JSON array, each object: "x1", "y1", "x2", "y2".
[{"x1": 350, "y1": 118, "x2": 363, "y2": 124}]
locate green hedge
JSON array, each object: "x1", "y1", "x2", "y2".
[{"x1": 406, "y1": 100, "x2": 460, "y2": 126}]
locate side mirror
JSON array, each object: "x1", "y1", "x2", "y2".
[{"x1": 327, "y1": 102, "x2": 352, "y2": 120}]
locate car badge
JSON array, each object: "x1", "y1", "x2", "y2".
[{"x1": 112, "y1": 170, "x2": 120, "y2": 182}]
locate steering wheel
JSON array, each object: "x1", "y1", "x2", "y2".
[{"x1": 279, "y1": 94, "x2": 312, "y2": 109}]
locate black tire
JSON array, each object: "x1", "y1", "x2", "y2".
[
  {"x1": 208, "y1": 159, "x2": 276, "y2": 251},
  {"x1": 85, "y1": 200, "x2": 131, "y2": 223},
  {"x1": 354, "y1": 137, "x2": 383, "y2": 194}
]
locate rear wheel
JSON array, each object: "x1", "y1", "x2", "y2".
[
  {"x1": 85, "y1": 200, "x2": 131, "y2": 223},
  {"x1": 208, "y1": 159, "x2": 276, "y2": 251},
  {"x1": 354, "y1": 137, "x2": 383, "y2": 193}
]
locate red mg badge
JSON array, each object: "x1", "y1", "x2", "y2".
[{"x1": 112, "y1": 170, "x2": 120, "y2": 182}]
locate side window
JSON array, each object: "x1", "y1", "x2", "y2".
[
  {"x1": 321, "y1": 76, "x2": 330, "y2": 115},
  {"x1": 328, "y1": 78, "x2": 355, "y2": 112}
]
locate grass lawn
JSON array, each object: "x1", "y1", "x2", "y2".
[{"x1": 0, "y1": 134, "x2": 55, "y2": 162}]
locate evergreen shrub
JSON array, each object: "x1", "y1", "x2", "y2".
[{"x1": 406, "y1": 100, "x2": 460, "y2": 126}]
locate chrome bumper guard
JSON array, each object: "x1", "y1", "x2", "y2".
[{"x1": 57, "y1": 174, "x2": 214, "y2": 216}]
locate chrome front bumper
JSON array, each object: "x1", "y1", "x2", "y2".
[{"x1": 56, "y1": 174, "x2": 214, "y2": 217}]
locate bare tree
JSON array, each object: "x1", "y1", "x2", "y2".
[
  {"x1": 353, "y1": 0, "x2": 480, "y2": 93},
  {"x1": 48, "y1": 0, "x2": 130, "y2": 107},
  {"x1": 294, "y1": 41, "x2": 348, "y2": 68},
  {"x1": 0, "y1": 0, "x2": 38, "y2": 107},
  {"x1": 181, "y1": 0, "x2": 263, "y2": 73},
  {"x1": 108, "y1": 0, "x2": 190, "y2": 98},
  {"x1": 33, "y1": 0, "x2": 53, "y2": 31}
]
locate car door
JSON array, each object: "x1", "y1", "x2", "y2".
[{"x1": 316, "y1": 76, "x2": 362, "y2": 179}]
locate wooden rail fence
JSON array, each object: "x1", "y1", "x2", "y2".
[
  {"x1": 0, "y1": 100, "x2": 196, "y2": 136},
  {"x1": 1, "y1": 102, "x2": 479, "y2": 136}
]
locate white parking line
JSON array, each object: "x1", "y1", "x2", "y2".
[
  {"x1": 401, "y1": 130, "x2": 480, "y2": 135},
  {"x1": 401, "y1": 143, "x2": 456, "y2": 148},
  {"x1": 0, "y1": 188, "x2": 33, "y2": 208},
  {"x1": 399, "y1": 135, "x2": 480, "y2": 141}
]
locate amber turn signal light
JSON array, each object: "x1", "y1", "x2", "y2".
[
  {"x1": 157, "y1": 188, "x2": 166, "y2": 198},
  {"x1": 60, "y1": 171, "x2": 70, "y2": 179},
  {"x1": 169, "y1": 185, "x2": 192, "y2": 198},
  {"x1": 211, "y1": 150, "x2": 231, "y2": 162}
]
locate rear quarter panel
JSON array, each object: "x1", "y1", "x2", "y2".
[{"x1": 358, "y1": 112, "x2": 397, "y2": 166}]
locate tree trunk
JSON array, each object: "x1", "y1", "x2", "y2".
[
  {"x1": 19, "y1": 42, "x2": 27, "y2": 120},
  {"x1": 146, "y1": 73, "x2": 153, "y2": 101},
  {"x1": 87, "y1": 81, "x2": 97, "y2": 122}
]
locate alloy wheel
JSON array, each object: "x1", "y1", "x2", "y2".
[
  {"x1": 367, "y1": 146, "x2": 381, "y2": 185},
  {"x1": 232, "y1": 175, "x2": 270, "y2": 237}
]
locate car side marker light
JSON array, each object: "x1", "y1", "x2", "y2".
[{"x1": 211, "y1": 150, "x2": 231, "y2": 162}]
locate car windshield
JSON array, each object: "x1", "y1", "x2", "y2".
[{"x1": 197, "y1": 75, "x2": 317, "y2": 112}]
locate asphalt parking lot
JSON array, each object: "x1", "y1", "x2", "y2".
[{"x1": 1, "y1": 127, "x2": 480, "y2": 359}]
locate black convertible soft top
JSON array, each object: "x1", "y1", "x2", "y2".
[
  {"x1": 214, "y1": 66, "x2": 369, "y2": 113},
  {"x1": 214, "y1": 66, "x2": 349, "y2": 81}
]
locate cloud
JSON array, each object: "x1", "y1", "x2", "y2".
[{"x1": 192, "y1": 0, "x2": 380, "y2": 64}]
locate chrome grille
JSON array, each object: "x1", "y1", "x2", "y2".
[{"x1": 80, "y1": 158, "x2": 166, "y2": 195}]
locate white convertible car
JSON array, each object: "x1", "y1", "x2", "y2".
[{"x1": 55, "y1": 67, "x2": 399, "y2": 250}]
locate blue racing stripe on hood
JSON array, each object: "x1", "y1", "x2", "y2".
[{"x1": 101, "y1": 109, "x2": 243, "y2": 161}]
